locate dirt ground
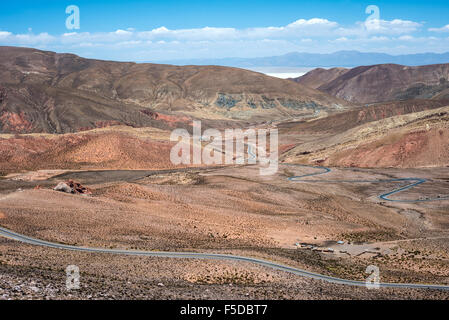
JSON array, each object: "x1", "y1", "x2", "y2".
[{"x1": 1, "y1": 164, "x2": 448, "y2": 299}]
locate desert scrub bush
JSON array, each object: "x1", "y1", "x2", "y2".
[{"x1": 342, "y1": 230, "x2": 401, "y2": 243}]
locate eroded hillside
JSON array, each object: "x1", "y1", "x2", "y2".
[
  {"x1": 294, "y1": 64, "x2": 449, "y2": 104},
  {"x1": 0, "y1": 46, "x2": 352, "y2": 134},
  {"x1": 282, "y1": 106, "x2": 449, "y2": 168}
]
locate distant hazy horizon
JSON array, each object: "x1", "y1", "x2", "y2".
[
  {"x1": 245, "y1": 67, "x2": 320, "y2": 79},
  {"x1": 1, "y1": 1, "x2": 449, "y2": 61}
]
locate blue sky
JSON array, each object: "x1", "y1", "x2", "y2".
[{"x1": 1, "y1": 0, "x2": 449, "y2": 61}]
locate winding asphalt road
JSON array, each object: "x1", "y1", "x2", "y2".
[
  {"x1": 1, "y1": 157, "x2": 448, "y2": 291},
  {"x1": 1, "y1": 226, "x2": 449, "y2": 290},
  {"x1": 249, "y1": 142, "x2": 448, "y2": 202},
  {"x1": 285, "y1": 164, "x2": 449, "y2": 202}
]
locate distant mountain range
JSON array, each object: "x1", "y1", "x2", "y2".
[
  {"x1": 0, "y1": 46, "x2": 350, "y2": 134},
  {"x1": 160, "y1": 51, "x2": 449, "y2": 68},
  {"x1": 293, "y1": 64, "x2": 449, "y2": 104}
]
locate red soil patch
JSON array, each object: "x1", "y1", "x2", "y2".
[
  {"x1": 0, "y1": 111, "x2": 33, "y2": 133},
  {"x1": 328, "y1": 128, "x2": 449, "y2": 168},
  {"x1": 140, "y1": 110, "x2": 191, "y2": 127},
  {"x1": 0, "y1": 131, "x2": 177, "y2": 172}
]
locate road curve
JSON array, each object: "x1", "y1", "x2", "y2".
[
  {"x1": 285, "y1": 164, "x2": 449, "y2": 203},
  {"x1": 248, "y1": 144, "x2": 448, "y2": 202},
  {"x1": 1, "y1": 226, "x2": 449, "y2": 290},
  {"x1": 0, "y1": 159, "x2": 448, "y2": 290}
]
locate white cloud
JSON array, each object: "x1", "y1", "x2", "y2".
[
  {"x1": 287, "y1": 18, "x2": 337, "y2": 28},
  {"x1": 0, "y1": 31, "x2": 12, "y2": 38},
  {"x1": 133, "y1": 18, "x2": 339, "y2": 41},
  {"x1": 0, "y1": 16, "x2": 445, "y2": 61},
  {"x1": 369, "y1": 36, "x2": 390, "y2": 41},
  {"x1": 429, "y1": 24, "x2": 449, "y2": 32},
  {"x1": 387, "y1": 19, "x2": 421, "y2": 32},
  {"x1": 0, "y1": 17, "x2": 419, "y2": 46},
  {"x1": 115, "y1": 40, "x2": 142, "y2": 47},
  {"x1": 137, "y1": 26, "x2": 237, "y2": 41},
  {"x1": 14, "y1": 32, "x2": 55, "y2": 44},
  {"x1": 338, "y1": 19, "x2": 421, "y2": 37},
  {"x1": 114, "y1": 29, "x2": 133, "y2": 36},
  {"x1": 78, "y1": 42, "x2": 95, "y2": 47}
]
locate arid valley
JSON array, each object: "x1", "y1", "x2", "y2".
[{"x1": 0, "y1": 46, "x2": 449, "y2": 300}]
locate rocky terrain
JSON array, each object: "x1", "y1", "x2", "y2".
[
  {"x1": 1, "y1": 97, "x2": 447, "y2": 174},
  {"x1": 279, "y1": 99, "x2": 449, "y2": 135},
  {"x1": 0, "y1": 46, "x2": 351, "y2": 134},
  {"x1": 0, "y1": 126, "x2": 177, "y2": 173},
  {"x1": 3, "y1": 241, "x2": 448, "y2": 300},
  {"x1": 282, "y1": 106, "x2": 449, "y2": 168},
  {"x1": 294, "y1": 63, "x2": 449, "y2": 104},
  {"x1": 1, "y1": 46, "x2": 449, "y2": 300},
  {"x1": 0, "y1": 164, "x2": 448, "y2": 299},
  {"x1": 291, "y1": 67, "x2": 349, "y2": 89},
  {"x1": 2, "y1": 242, "x2": 448, "y2": 300}
]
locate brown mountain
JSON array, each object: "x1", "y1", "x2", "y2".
[
  {"x1": 0, "y1": 126, "x2": 177, "y2": 173},
  {"x1": 291, "y1": 67, "x2": 349, "y2": 89},
  {"x1": 279, "y1": 98, "x2": 449, "y2": 135},
  {"x1": 294, "y1": 63, "x2": 449, "y2": 104},
  {"x1": 0, "y1": 46, "x2": 351, "y2": 134},
  {"x1": 282, "y1": 105, "x2": 449, "y2": 168}
]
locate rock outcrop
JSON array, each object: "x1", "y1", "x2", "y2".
[{"x1": 54, "y1": 180, "x2": 91, "y2": 195}]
